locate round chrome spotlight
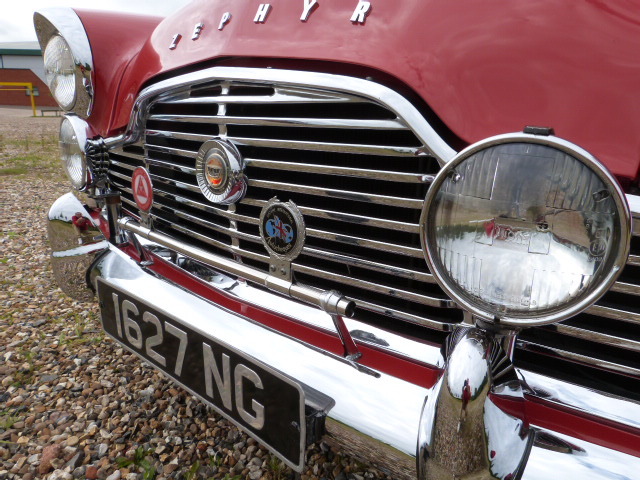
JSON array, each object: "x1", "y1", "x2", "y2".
[{"x1": 421, "y1": 133, "x2": 631, "y2": 327}]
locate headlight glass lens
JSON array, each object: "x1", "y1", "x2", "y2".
[
  {"x1": 422, "y1": 137, "x2": 629, "y2": 326},
  {"x1": 44, "y1": 35, "x2": 76, "y2": 110},
  {"x1": 59, "y1": 117, "x2": 87, "y2": 190}
]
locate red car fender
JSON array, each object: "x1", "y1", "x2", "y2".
[{"x1": 73, "y1": 9, "x2": 163, "y2": 135}]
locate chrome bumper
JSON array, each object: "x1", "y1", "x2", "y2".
[{"x1": 48, "y1": 192, "x2": 640, "y2": 480}]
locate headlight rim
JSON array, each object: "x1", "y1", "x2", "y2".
[{"x1": 420, "y1": 132, "x2": 631, "y2": 328}]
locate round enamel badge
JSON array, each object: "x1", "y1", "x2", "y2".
[
  {"x1": 195, "y1": 139, "x2": 246, "y2": 205},
  {"x1": 259, "y1": 198, "x2": 305, "y2": 260},
  {"x1": 131, "y1": 167, "x2": 153, "y2": 211}
]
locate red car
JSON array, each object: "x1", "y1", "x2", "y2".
[{"x1": 36, "y1": 2, "x2": 640, "y2": 479}]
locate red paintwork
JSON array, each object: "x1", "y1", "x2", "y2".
[
  {"x1": 118, "y1": 243, "x2": 443, "y2": 390},
  {"x1": 493, "y1": 394, "x2": 640, "y2": 458},
  {"x1": 73, "y1": 10, "x2": 162, "y2": 135},
  {"x1": 75, "y1": 0, "x2": 640, "y2": 182}
]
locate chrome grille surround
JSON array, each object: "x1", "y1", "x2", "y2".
[{"x1": 106, "y1": 67, "x2": 640, "y2": 402}]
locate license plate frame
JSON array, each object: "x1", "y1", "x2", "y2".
[{"x1": 97, "y1": 278, "x2": 306, "y2": 471}]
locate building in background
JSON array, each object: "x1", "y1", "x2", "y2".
[{"x1": 0, "y1": 41, "x2": 56, "y2": 108}]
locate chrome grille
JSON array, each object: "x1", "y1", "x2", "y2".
[{"x1": 107, "y1": 69, "x2": 640, "y2": 400}]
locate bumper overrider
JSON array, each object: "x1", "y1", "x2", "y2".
[{"x1": 49, "y1": 191, "x2": 640, "y2": 480}]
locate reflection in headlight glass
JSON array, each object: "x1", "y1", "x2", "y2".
[{"x1": 428, "y1": 142, "x2": 621, "y2": 320}]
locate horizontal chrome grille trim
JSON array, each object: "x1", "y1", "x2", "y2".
[
  {"x1": 302, "y1": 247, "x2": 434, "y2": 283},
  {"x1": 150, "y1": 173, "x2": 201, "y2": 194},
  {"x1": 610, "y1": 281, "x2": 640, "y2": 296},
  {"x1": 586, "y1": 304, "x2": 640, "y2": 325},
  {"x1": 229, "y1": 136, "x2": 426, "y2": 157},
  {"x1": 627, "y1": 254, "x2": 640, "y2": 266},
  {"x1": 147, "y1": 157, "x2": 197, "y2": 175},
  {"x1": 155, "y1": 191, "x2": 257, "y2": 224},
  {"x1": 551, "y1": 323, "x2": 640, "y2": 353},
  {"x1": 517, "y1": 340, "x2": 640, "y2": 378},
  {"x1": 245, "y1": 158, "x2": 429, "y2": 184},
  {"x1": 247, "y1": 179, "x2": 424, "y2": 209},
  {"x1": 305, "y1": 228, "x2": 424, "y2": 258},
  {"x1": 146, "y1": 143, "x2": 198, "y2": 159},
  {"x1": 149, "y1": 113, "x2": 410, "y2": 130},
  {"x1": 292, "y1": 263, "x2": 453, "y2": 308}
]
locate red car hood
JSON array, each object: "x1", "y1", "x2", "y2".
[{"x1": 101, "y1": 0, "x2": 640, "y2": 183}]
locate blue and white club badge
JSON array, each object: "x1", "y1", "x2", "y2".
[{"x1": 259, "y1": 198, "x2": 306, "y2": 260}]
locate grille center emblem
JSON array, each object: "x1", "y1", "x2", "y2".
[
  {"x1": 259, "y1": 198, "x2": 306, "y2": 260},
  {"x1": 196, "y1": 139, "x2": 246, "y2": 205}
]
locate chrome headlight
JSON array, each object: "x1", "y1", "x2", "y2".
[
  {"x1": 421, "y1": 133, "x2": 631, "y2": 327},
  {"x1": 59, "y1": 116, "x2": 89, "y2": 190},
  {"x1": 34, "y1": 8, "x2": 94, "y2": 117}
]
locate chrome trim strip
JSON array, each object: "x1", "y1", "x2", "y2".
[
  {"x1": 151, "y1": 174, "x2": 201, "y2": 194},
  {"x1": 110, "y1": 159, "x2": 137, "y2": 171},
  {"x1": 302, "y1": 246, "x2": 434, "y2": 283},
  {"x1": 247, "y1": 179, "x2": 424, "y2": 209},
  {"x1": 149, "y1": 114, "x2": 410, "y2": 130},
  {"x1": 146, "y1": 143, "x2": 199, "y2": 159},
  {"x1": 523, "y1": 427, "x2": 640, "y2": 480},
  {"x1": 610, "y1": 280, "x2": 640, "y2": 296},
  {"x1": 147, "y1": 158, "x2": 197, "y2": 175},
  {"x1": 292, "y1": 263, "x2": 454, "y2": 308},
  {"x1": 586, "y1": 304, "x2": 640, "y2": 325},
  {"x1": 162, "y1": 90, "x2": 362, "y2": 105},
  {"x1": 521, "y1": 370, "x2": 640, "y2": 431},
  {"x1": 229, "y1": 136, "x2": 425, "y2": 157},
  {"x1": 148, "y1": 129, "x2": 426, "y2": 157},
  {"x1": 34, "y1": 8, "x2": 94, "y2": 117},
  {"x1": 305, "y1": 227, "x2": 424, "y2": 258},
  {"x1": 111, "y1": 149, "x2": 145, "y2": 161},
  {"x1": 154, "y1": 191, "x2": 258, "y2": 224},
  {"x1": 354, "y1": 298, "x2": 455, "y2": 330},
  {"x1": 517, "y1": 340, "x2": 640, "y2": 377},
  {"x1": 245, "y1": 158, "x2": 427, "y2": 184},
  {"x1": 627, "y1": 254, "x2": 640, "y2": 266},
  {"x1": 115, "y1": 67, "x2": 456, "y2": 163},
  {"x1": 552, "y1": 323, "x2": 640, "y2": 353}
]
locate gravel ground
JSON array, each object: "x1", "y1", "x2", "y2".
[{"x1": 0, "y1": 110, "x2": 392, "y2": 480}]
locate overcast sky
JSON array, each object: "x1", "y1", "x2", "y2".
[{"x1": 0, "y1": 0, "x2": 192, "y2": 43}]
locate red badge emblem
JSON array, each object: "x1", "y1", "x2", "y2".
[{"x1": 131, "y1": 167, "x2": 153, "y2": 211}]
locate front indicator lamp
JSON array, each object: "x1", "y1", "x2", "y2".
[{"x1": 421, "y1": 133, "x2": 630, "y2": 327}]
